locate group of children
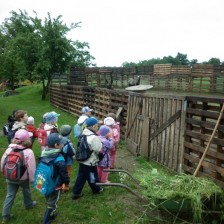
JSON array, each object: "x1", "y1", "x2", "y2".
[{"x1": 1, "y1": 106, "x2": 121, "y2": 223}]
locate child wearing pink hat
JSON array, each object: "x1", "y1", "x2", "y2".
[{"x1": 1, "y1": 129, "x2": 37, "y2": 223}]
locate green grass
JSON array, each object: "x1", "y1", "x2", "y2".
[{"x1": 0, "y1": 85, "x2": 151, "y2": 224}]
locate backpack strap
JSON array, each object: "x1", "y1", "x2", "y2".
[{"x1": 54, "y1": 154, "x2": 65, "y2": 163}]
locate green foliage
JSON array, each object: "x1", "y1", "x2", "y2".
[
  {"x1": 122, "y1": 52, "x2": 223, "y2": 67},
  {"x1": 0, "y1": 10, "x2": 95, "y2": 99}
]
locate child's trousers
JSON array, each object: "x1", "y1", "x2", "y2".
[
  {"x1": 2, "y1": 180, "x2": 33, "y2": 218},
  {"x1": 97, "y1": 166, "x2": 109, "y2": 183}
]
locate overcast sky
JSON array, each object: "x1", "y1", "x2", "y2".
[{"x1": 1, "y1": 0, "x2": 223, "y2": 67}]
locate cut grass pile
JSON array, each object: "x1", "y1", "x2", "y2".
[{"x1": 134, "y1": 157, "x2": 224, "y2": 223}]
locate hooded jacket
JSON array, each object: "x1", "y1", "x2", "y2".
[
  {"x1": 1, "y1": 143, "x2": 36, "y2": 182},
  {"x1": 81, "y1": 128, "x2": 102, "y2": 166},
  {"x1": 39, "y1": 148, "x2": 70, "y2": 186}
]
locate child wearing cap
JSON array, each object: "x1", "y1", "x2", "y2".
[
  {"x1": 97, "y1": 125, "x2": 114, "y2": 183},
  {"x1": 1, "y1": 129, "x2": 37, "y2": 223},
  {"x1": 44, "y1": 112, "x2": 60, "y2": 135},
  {"x1": 74, "y1": 106, "x2": 93, "y2": 138},
  {"x1": 26, "y1": 116, "x2": 38, "y2": 148},
  {"x1": 60, "y1": 125, "x2": 75, "y2": 177},
  {"x1": 39, "y1": 133, "x2": 70, "y2": 223},
  {"x1": 72, "y1": 117, "x2": 103, "y2": 199},
  {"x1": 104, "y1": 116, "x2": 121, "y2": 169}
]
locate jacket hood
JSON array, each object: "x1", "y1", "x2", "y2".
[
  {"x1": 77, "y1": 115, "x2": 88, "y2": 125},
  {"x1": 12, "y1": 121, "x2": 26, "y2": 130}
]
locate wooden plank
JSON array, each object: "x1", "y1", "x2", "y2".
[
  {"x1": 149, "y1": 110, "x2": 181, "y2": 141},
  {"x1": 186, "y1": 108, "x2": 224, "y2": 120},
  {"x1": 186, "y1": 117, "x2": 224, "y2": 132},
  {"x1": 185, "y1": 130, "x2": 224, "y2": 146},
  {"x1": 125, "y1": 138, "x2": 138, "y2": 156}
]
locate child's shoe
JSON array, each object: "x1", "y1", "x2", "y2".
[
  {"x1": 26, "y1": 201, "x2": 37, "y2": 209},
  {"x1": 2, "y1": 214, "x2": 13, "y2": 223},
  {"x1": 71, "y1": 193, "x2": 84, "y2": 200}
]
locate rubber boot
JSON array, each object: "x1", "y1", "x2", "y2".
[{"x1": 42, "y1": 208, "x2": 53, "y2": 224}]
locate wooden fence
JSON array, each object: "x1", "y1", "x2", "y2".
[
  {"x1": 50, "y1": 84, "x2": 224, "y2": 187},
  {"x1": 126, "y1": 94, "x2": 186, "y2": 172},
  {"x1": 183, "y1": 96, "x2": 224, "y2": 187},
  {"x1": 68, "y1": 64, "x2": 224, "y2": 93}
]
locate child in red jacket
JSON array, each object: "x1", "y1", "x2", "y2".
[{"x1": 26, "y1": 116, "x2": 38, "y2": 148}]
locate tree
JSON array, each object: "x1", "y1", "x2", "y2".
[
  {"x1": 0, "y1": 10, "x2": 95, "y2": 99},
  {"x1": 175, "y1": 52, "x2": 190, "y2": 65},
  {"x1": 208, "y1": 58, "x2": 221, "y2": 65}
]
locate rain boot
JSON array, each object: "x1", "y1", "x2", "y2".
[{"x1": 42, "y1": 208, "x2": 53, "y2": 224}]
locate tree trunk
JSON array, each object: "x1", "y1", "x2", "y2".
[
  {"x1": 46, "y1": 73, "x2": 52, "y2": 95},
  {"x1": 42, "y1": 80, "x2": 47, "y2": 100}
]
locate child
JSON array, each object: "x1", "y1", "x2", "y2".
[
  {"x1": 72, "y1": 117, "x2": 103, "y2": 199},
  {"x1": 44, "y1": 112, "x2": 60, "y2": 135},
  {"x1": 104, "y1": 116, "x2": 121, "y2": 169},
  {"x1": 39, "y1": 133, "x2": 70, "y2": 224},
  {"x1": 26, "y1": 116, "x2": 38, "y2": 148},
  {"x1": 1, "y1": 129, "x2": 37, "y2": 223},
  {"x1": 60, "y1": 125, "x2": 75, "y2": 177},
  {"x1": 8, "y1": 110, "x2": 29, "y2": 142},
  {"x1": 97, "y1": 125, "x2": 114, "y2": 183},
  {"x1": 38, "y1": 112, "x2": 59, "y2": 150},
  {"x1": 74, "y1": 106, "x2": 93, "y2": 138}
]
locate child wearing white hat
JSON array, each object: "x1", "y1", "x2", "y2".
[{"x1": 104, "y1": 116, "x2": 121, "y2": 169}]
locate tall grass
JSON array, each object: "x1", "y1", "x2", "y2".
[{"x1": 0, "y1": 85, "x2": 150, "y2": 224}]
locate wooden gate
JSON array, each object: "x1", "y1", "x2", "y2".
[{"x1": 125, "y1": 94, "x2": 186, "y2": 172}]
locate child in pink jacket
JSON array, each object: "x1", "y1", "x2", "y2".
[
  {"x1": 104, "y1": 116, "x2": 120, "y2": 169},
  {"x1": 1, "y1": 129, "x2": 37, "y2": 223}
]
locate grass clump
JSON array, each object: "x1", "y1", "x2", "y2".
[{"x1": 134, "y1": 157, "x2": 224, "y2": 223}]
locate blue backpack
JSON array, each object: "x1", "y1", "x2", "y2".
[
  {"x1": 33, "y1": 155, "x2": 64, "y2": 196},
  {"x1": 61, "y1": 141, "x2": 75, "y2": 162},
  {"x1": 74, "y1": 124, "x2": 82, "y2": 138}
]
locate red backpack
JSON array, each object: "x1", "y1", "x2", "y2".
[
  {"x1": 3, "y1": 148, "x2": 26, "y2": 181},
  {"x1": 37, "y1": 128, "x2": 48, "y2": 146},
  {"x1": 37, "y1": 124, "x2": 58, "y2": 146}
]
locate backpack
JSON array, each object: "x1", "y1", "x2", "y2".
[
  {"x1": 74, "y1": 124, "x2": 81, "y2": 138},
  {"x1": 3, "y1": 148, "x2": 27, "y2": 181},
  {"x1": 61, "y1": 141, "x2": 75, "y2": 162},
  {"x1": 75, "y1": 134, "x2": 94, "y2": 162},
  {"x1": 37, "y1": 128, "x2": 48, "y2": 146},
  {"x1": 3, "y1": 116, "x2": 15, "y2": 136},
  {"x1": 33, "y1": 155, "x2": 64, "y2": 196},
  {"x1": 7, "y1": 128, "x2": 19, "y2": 140}
]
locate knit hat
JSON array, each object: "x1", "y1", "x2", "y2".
[
  {"x1": 14, "y1": 129, "x2": 33, "y2": 142},
  {"x1": 104, "y1": 117, "x2": 115, "y2": 126},
  {"x1": 99, "y1": 125, "x2": 111, "y2": 137},
  {"x1": 81, "y1": 106, "x2": 93, "y2": 113},
  {"x1": 60, "y1": 125, "x2": 72, "y2": 136},
  {"x1": 85, "y1": 117, "x2": 98, "y2": 127},
  {"x1": 47, "y1": 133, "x2": 67, "y2": 147},
  {"x1": 27, "y1": 116, "x2": 34, "y2": 125},
  {"x1": 45, "y1": 112, "x2": 58, "y2": 124}
]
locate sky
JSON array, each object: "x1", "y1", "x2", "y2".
[{"x1": 1, "y1": 0, "x2": 224, "y2": 67}]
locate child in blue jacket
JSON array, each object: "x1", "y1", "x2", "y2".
[{"x1": 39, "y1": 133, "x2": 70, "y2": 224}]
